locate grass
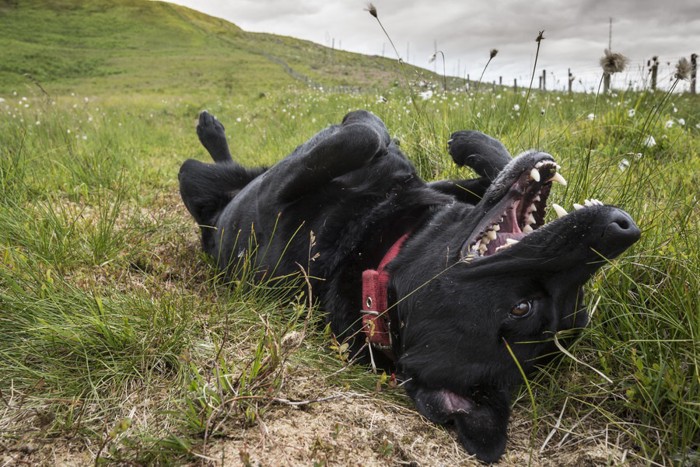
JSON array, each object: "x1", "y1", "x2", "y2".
[{"x1": 1, "y1": 0, "x2": 699, "y2": 464}]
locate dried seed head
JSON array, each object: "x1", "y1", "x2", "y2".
[
  {"x1": 490, "y1": 49, "x2": 498, "y2": 59},
  {"x1": 366, "y1": 3, "x2": 378, "y2": 18},
  {"x1": 674, "y1": 57, "x2": 691, "y2": 80},
  {"x1": 536, "y1": 30, "x2": 545, "y2": 43},
  {"x1": 600, "y1": 48, "x2": 629, "y2": 74},
  {"x1": 281, "y1": 331, "x2": 304, "y2": 352}
]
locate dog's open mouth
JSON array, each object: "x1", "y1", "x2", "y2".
[{"x1": 464, "y1": 159, "x2": 569, "y2": 258}]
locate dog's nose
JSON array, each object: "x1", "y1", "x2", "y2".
[{"x1": 602, "y1": 208, "x2": 641, "y2": 253}]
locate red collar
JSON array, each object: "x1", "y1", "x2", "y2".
[{"x1": 361, "y1": 233, "x2": 410, "y2": 361}]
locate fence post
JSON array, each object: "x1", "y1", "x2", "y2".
[
  {"x1": 542, "y1": 69, "x2": 546, "y2": 91},
  {"x1": 568, "y1": 68, "x2": 574, "y2": 94},
  {"x1": 691, "y1": 53, "x2": 697, "y2": 95},
  {"x1": 649, "y1": 56, "x2": 659, "y2": 91},
  {"x1": 514, "y1": 78, "x2": 518, "y2": 93}
]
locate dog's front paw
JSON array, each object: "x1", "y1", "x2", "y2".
[{"x1": 448, "y1": 131, "x2": 512, "y2": 180}]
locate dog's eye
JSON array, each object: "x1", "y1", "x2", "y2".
[{"x1": 511, "y1": 300, "x2": 532, "y2": 318}]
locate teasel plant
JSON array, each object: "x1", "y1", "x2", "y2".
[
  {"x1": 474, "y1": 48, "x2": 498, "y2": 91},
  {"x1": 515, "y1": 31, "x2": 545, "y2": 139},
  {"x1": 365, "y1": 3, "x2": 421, "y2": 113},
  {"x1": 600, "y1": 48, "x2": 629, "y2": 93},
  {"x1": 523, "y1": 31, "x2": 545, "y2": 104}
]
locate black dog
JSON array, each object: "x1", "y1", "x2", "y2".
[{"x1": 179, "y1": 110, "x2": 640, "y2": 462}]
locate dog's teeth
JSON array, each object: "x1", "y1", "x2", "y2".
[
  {"x1": 552, "y1": 203, "x2": 568, "y2": 218},
  {"x1": 479, "y1": 243, "x2": 488, "y2": 254},
  {"x1": 584, "y1": 199, "x2": 594, "y2": 207},
  {"x1": 592, "y1": 198, "x2": 604, "y2": 206},
  {"x1": 487, "y1": 230, "x2": 497, "y2": 240},
  {"x1": 506, "y1": 238, "x2": 520, "y2": 245},
  {"x1": 491, "y1": 224, "x2": 500, "y2": 232},
  {"x1": 481, "y1": 235, "x2": 491, "y2": 245},
  {"x1": 534, "y1": 195, "x2": 541, "y2": 203},
  {"x1": 529, "y1": 168, "x2": 541, "y2": 182},
  {"x1": 526, "y1": 213, "x2": 536, "y2": 225},
  {"x1": 523, "y1": 225, "x2": 534, "y2": 233},
  {"x1": 530, "y1": 204, "x2": 537, "y2": 212},
  {"x1": 549, "y1": 172, "x2": 567, "y2": 186},
  {"x1": 573, "y1": 203, "x2": 584, "y2": 210}
]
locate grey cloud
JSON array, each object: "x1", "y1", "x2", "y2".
[{"x1": 166, "y1": 0, "x2": 700, "y2": 91}]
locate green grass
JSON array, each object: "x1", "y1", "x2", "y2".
[{"x1": 1, "y1": 0, "x2": 699, "y2": 464}]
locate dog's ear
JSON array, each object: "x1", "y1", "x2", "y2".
[
  {"x1": 410, "y1": 385, "x2": 510, "y2": 464},
  {"x1": 448, "y1": 131, "x2": 512, "y2": 180}
]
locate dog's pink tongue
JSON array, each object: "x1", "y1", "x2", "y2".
[{"x1": 505, "y1": 206, "x2": 521, "y2": 234}]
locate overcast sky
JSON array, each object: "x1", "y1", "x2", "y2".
[{"x1": 165, "y1": 0, "x2": 699, "y2": 92}]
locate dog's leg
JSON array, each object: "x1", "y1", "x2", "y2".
[
  {"x1": 182, "y1": 111, "x2": 267, "y2": 228},
  {"x1": 196, "y1": 111, "x2": 234, "y2": 164},
  {"x1": 447, "y1": 130, "x2": 512, "y2": 180},
  {"x1": 427, "y1": 178, "x2": 491, "y2": 204},
  {"x1": 179, "y1": 160, "x2": 261, "y2": 223},
  {"x1": 267, "y1": 110, "x2": 390, "y2": 202}
]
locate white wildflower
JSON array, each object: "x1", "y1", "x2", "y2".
[
  {"x1": 419, "y1": 90, "x2": 433, "y2": 100},
  {"x1": 665, "y1": 120, "x2": 674, "y2": 129},
  {"x1": 587, "y1": 113, "x2": 595, "y2": 121},
  {"x1": 618, "y1": 159, "x2": 630, "y2": 171},
  {"x1": 513, "y1": 104, "x2": 520, "y2": 111},
  {"x1": 677, "y1": 118, "x2": 685, "y2": 126},
  {"x1": 643, "y1": 135, "x2": 656, "y2": 147},
  {"x1": 628, "y1": 109, "x2": 636, "y2": 118}
]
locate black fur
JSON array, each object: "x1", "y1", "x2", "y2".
[{"x1": 179, "y1": 110, "x2": 640, "y2": 463}]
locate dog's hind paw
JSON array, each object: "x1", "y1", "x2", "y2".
[{"x1": 197, "y1": 111, "x2": 233, "y2": 163}]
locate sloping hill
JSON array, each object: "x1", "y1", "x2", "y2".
[{"x1": 0, "y1": 0, "x2": 443, "y2": 95}]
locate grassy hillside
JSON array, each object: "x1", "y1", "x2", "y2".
[
  {"x1": 1, "y1": 0, "x2": 699, "y2": 465},
  {"x1": 0, "y1": 0, "x2": 449, "y2": 97}
]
